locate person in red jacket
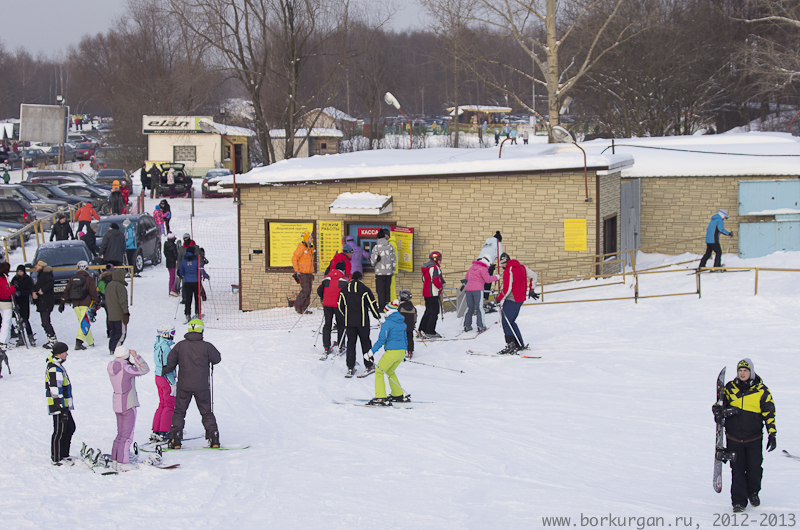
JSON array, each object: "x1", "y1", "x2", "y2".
[
  {"x1": 327, "y1": 245, "x2": 353, "y2": 277},
  {"x1": 419, "y1": 251, "x2": 444, "y2": 338},
  {"x1": 0, "y1": 262, "x2": 17, "y2": 354},
  {"x1": 496, "y1": 252, "x2": 537, "y2": 354},
  {"x1": 316, "y1": 261, "x2": 349, "y2": 358},
  {"x1": 120, "y1": 182, "x2": 131, "y2": 214},
  {"x1": 75, "y1": 202, "x2": 100, "y2": 235}
]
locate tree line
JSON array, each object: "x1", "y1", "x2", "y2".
[{"x1": 1, "y1": 0, "x2": 799, "y2": 163}]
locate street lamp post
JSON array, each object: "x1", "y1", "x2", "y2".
[
  {"x1": 384, "y1": 92, "x2": 412, "y2": 149},
  {"x1": 552, "y1": 125, "x2": 591, "y2": 203}
]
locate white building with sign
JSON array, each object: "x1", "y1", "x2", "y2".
[{"x1": 142, "y1": 115, "x2": 254, "y2": 177}]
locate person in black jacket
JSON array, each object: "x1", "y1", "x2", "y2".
[
  {"x1": 159, "y1": 199, "x2": 172, "y2": 234},
  {"x1": 50, "y1": 215, "x2": 75, "y2": 242},
  {"x1": 337, "y1": 271, "x2": 381, "y2": 378},
  {"x1": 11, "y1": 264, "x2": 35, "y2": 346},
  {"x1": 98, "y1": 222, "x2": 126, "y2": 266},
  {"x1": 164, "y1": 233, "x2": 179, "y2": 296},
  {"x1": 714, "y1": 358, "x2": 777, "y2": 513},
  {"x1": 80, "y1": 222, "x2": 99, "y2": 256},
  {"x1": 32, "y1": 259, "x2": 58, "y2": 349}
]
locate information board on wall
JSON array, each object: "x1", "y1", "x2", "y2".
[
  {"x1": 268, "y1": 221, "x2": 314, "y2": 268},
  {"x1": 317, "y1": 221, "x2": 342, "y2": 269},
  {"x1": 391, "y1": 226, "x2": 414, "y2": 272},
  {"x1": 564, "y1": 219, "x2": 587, "y2": 251}
]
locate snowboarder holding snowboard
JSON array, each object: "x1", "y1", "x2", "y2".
[
  {"x1": 713, "y1": 358, "x2": 776, "y2": 513},
  {"x1": 163, "y1": 319, "x2": 221, "y2": 449},
  {"x1": 107, "y1": 346, "x2": 150, "y2": 471},
  {"x1": 59, "y1": 260, "x2": 100, "y2": 351},
  {"x1": 151, "y1": 325, "x2": 176, "y2": 444},
  {"x1": 699, "y1": 209, "x2": 733, "y2": 270},
  {"x1": 337, "y1": 271, "x2": 381, "y2": 378},
  {"x1": 46, "y1": 342, "x2": 75, "y2": 465},
  {"x1": 367, "y1": 300, "x2": 410, "y2": 406}
]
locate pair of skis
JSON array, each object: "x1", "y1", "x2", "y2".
[{"x1": 466, "y1": 349, "x2": 541, "y2": 359}]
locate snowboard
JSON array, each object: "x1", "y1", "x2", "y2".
[
  {"x1": 141, "y1": 444, "x2": 250, "y2": 453},
  {"x1": 713, "y1": 367, "x2": 736, "y2": 493},
  {"x1": 80, "y1": 301, "x2": 96, "y2": 336}
]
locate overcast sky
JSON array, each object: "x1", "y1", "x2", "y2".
[{"x1": 1, "y1": 0, "x2": 430, "y2": 57}]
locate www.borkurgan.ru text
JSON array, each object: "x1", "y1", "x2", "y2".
[{"x1": 541, "y1": 513, "x2": 797, "y2": 529}]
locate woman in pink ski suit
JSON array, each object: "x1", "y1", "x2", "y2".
[{"x1": 107, "y1": 346, "x2": 149, "y2": 468}]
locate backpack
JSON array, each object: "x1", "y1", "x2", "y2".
[{"x1": 68, "y1": 274, "x2": 89, "y2": 301}]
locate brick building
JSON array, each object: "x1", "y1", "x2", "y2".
[{"x1": 230, "y1": 146, "x2": 632, "y2": 311}]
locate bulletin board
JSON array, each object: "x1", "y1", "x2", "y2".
[
  {"x1": 317, "y1": 220, "x2": 342, "y2": 270},
  {"x1": 265, "y1": 219, "x2": 316, "y2": 271},
  {"x1": 391, "y1": 226, "x2": 414, "y2": 272}
]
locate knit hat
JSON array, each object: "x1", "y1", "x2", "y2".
[
  {"x1": 494, "y1": 231, "x2": 502, "y2": 243},
  {"x1": 122, "y1": 219, "x2": 131, "y2": 227},
  {"x1": 110, "y1": 223, "x2": 119, "y2": 230},
  {"x1": 342, "y1": 245, "x2": 353, "y2": 253},
  {"x1": 188, "y1": 318, "x2": 204, "y2": 333},
  {"x1": 183, "y1": 233, "x2": 191, "y2": 239},
  {"x1": 737, "y1": 358, "x2": 755, "y2": 380},
  {"x1": 90, "y1": 221, "x2": 98, "y2": 229},
  {"x1": 76, "y1": 260, "x2": 88, "y2": 271},
  {"x1": 77, "y1": 231, "x2": 85, "y2": 238},
  {"x1": 384, "y1": 299, "x2": 400, "y2": 314},
  {"x1": 167, "y1": 233, "x2": 176, "y2": 239},
  {"x1": 16, "y1": 264, "x2": 26, "y2": 273},
  {"x1": 352, "y1": 271, "x2": 363, "y2": 281},
  {"x1": 114, "y1": 346, "x2": 130, "y2": 359},
  {"x1": 52, "y1": 342, "x2": 69, "y2": 355},
  {"x1": 35, "y1": 259, "x2": 47, "y2": 267},
  {"x1": 717, "y1": 209, "x2": 729, "y2": 219}
]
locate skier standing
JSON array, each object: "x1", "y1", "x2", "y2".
[
  {"x1": 463, "y1": 257, "x2": 499, "y2": 333},
  {"x1": 164, "y1": 233, "x2": 179, "y2": 297},
  {"x1": 419, "y1": 251, "x2": 444, "y2": 338},
  {"x1": 344, "y1": 235, "x2": 370, "y2": 276},
  {"x1": 327, "y1": 245, "x2": 352, "y2": 276},
  {"x1": 291, "y1": 230, "x2": 315, "y2": 314},
  {"x1": 58, "y1": 260, "x2": 99, "y2": 351},
  {"x1": 397, "y1": 290, "x2": 417, "y2": 359},
  {"x1": 163, "y1": 319, "x2": 221, "y2": 449},
  {"x1": 32, "y1": 259, "x2": 58, "y2": 350},
  {"x1": 713, "y1": 359, "x2": 776, "y2": 513},
  {"x1": 370, "y1": 228, "x2": 397, "y2": 312},
  {"x1": 0, "y1": 262, "x2": 16, "y2": 353},
  {"x1": 699, "y1": 209, "x2": 733, "y2": 271},
  {"x1": 496, "y1": 252, "x2": 537, "y2": 354},
  {"x1": 104, "y1": 268, "x2": 130, "y2": 355},
  {"x1": 46, "y1": 342, "x2": 75, "y2": 465},
  {"x1": 11, "y1": 264, "x2": 35, "y2": 346},
  {"x1": 150, "y1": 325, "x2": 176, "y2": 443},
  {"x1": 367, "y1": 300, "x2": 410, "y2": 406},
  {"x1": 107, "y1": 346, "x2": 149, "y2": 471},
  {"x1": 337, "y1": 271, "x2": 381, "y2": 378},
  {"x1": 316, "y1": 261, "x2": 348, "y2": 357}
]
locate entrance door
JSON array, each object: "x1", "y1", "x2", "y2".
[
  {"x1": 234, "y1": 144, "x2": 243, "y2": 174},
  {"x1": 620, "y1": 178, "x2": 641, "y2": 268}
]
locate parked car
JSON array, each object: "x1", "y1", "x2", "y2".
[
  {"x1": 0, "y1": 220, "x2": 30, "y2": 250},
  {"x1": 28, "y1": 241, "x2": 101, "y2": 296},
  {"x1": 26, "y1": 170, "x2": 111, "y2": 191},
  {"x1": 201, "y1": 168, "x2": 233, "y2": 198},
  {"x1": 0, "y1": 184, "x2": 69, "y2": 216},
  {"x1": 0, "y1": 150, "x2": 22, "y2": 169},
  {"x1": 96, "y1": 213, "x2": 162, "y2": 273},
  {"x1": 158, "y1": 163, "x2": 193, "y2": 196},
  {"x1": 91, "y1": 147, "x2": 140, "y2": 171},
  {"x1": 45, "y1": 145, "x2": 78, "y2": 164},
  {"x1": 22, "y1": 148, "x2": 48, "y2": 168},
  {"x1": 20, "y1": 182, "x2": 96, "y2": 208},
  {"x1": 96, "y1": 168, "x2": 132, "y2": 189},
  {"x1": 56, "y1": 183, "x2": 111, "y2": 215},
  {"x1": 0, "y1": 197, "x2": 38, "y2": 225},
  {"x1": 75, "y1": 142, "x2": 95, "y2": 160}
]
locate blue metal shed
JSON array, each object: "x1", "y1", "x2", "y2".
[{"x1": 738, "y1": 179, "x2": 800, "y2": 258}]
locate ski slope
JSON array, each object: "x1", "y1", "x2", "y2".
[{"x1": 0, "y1": 184, "x2": 798, "y2": 529}]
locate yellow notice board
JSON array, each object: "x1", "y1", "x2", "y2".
[
  {"x1": 268, "y1": 221, "x2": 314, "y2": 268},
  {"x1": 318, "y1": 220, "x2": 342, "y2": 270},
  {"x1": 564, "y1": 219, "x2": 587, "y2": 251},
  {"x1": 391, "y1": 226, "x2": 414, "y2": 272}
]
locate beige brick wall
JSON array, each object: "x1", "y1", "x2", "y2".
[
  {"x1": 239, "y1": 170, "x2": 619, "y2": 310},
  {"x1": 622, "y1": 176, "x2": 778, "y2": 256},
  {"x1": 599, "y1": 172, "x2": 622, "y2": 274}
]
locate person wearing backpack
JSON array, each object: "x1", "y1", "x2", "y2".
[{"x1": 59, "y1": 261, "x2": 100, "y2": 351}]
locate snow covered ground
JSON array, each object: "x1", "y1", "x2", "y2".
[{"x1": 1, "y1": 181, "x2": 798, "y2": 528}]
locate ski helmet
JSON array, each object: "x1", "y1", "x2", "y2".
[
  {"x1": 429, "y1": 251, "x2": 442, "y2": 262},
  {"x1": 717, "y1": 209, "x2": 729, "y2": 219},
  {"x1": 76, "y1": 260, "x2": 89, "y2": 271},
  {"x1": 399, "y1": 290, "x2": 412, "y2": 302},
  {"x1": 158, "y1": 324, "x2": 176, "y2": 340},
  {"x1": 187, "y1": 318, "x2": 204, "y2": 333}
]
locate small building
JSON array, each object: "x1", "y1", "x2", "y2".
[
  {"x1": 269, "y1": 128, "x2": 344, "y2": 161},
  {"x1": 229, "y1": 145, "x2": 632, "y2": 311},
  {"x1": 142, "y1": 115, "x2": 254, "y2": 177},
  {"x1": 300, "y1": 107, "x2": 357, "y2": 136}
]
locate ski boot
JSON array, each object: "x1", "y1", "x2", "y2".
[
  {"x1": 733, "y1": 505, "x2": 746, "y2": 513},
  {"x1": 749, "y1": 494, "x2": 760, "y2": 507},
  {"x1": 388, "y1": 394, "x2": 411, "y2": 403},
  {"x1": 43, "y1": 334, "x2": 57, "y2": 350},
  {"x1": 207, "y1": 430, "x2": 220, "y2": 449},
  {"x1": 367, "y1": 397, "x2": 392, "y2": 406},
  {"x1": 319, "y1": 346, "x2": 332, "y2": 361},
  {"x1": 464, "y1": 326, "x2": 473, "y2": 332},
  {"x1": 360, "y1": 365, "x2": 376, "y2": 378},
  {"x1": 168, "y1": 430, "x2": 182, "y2": 450},
  {"x1": 345, "y1": 368, "x2": 355, "y2": 378},
  {"x1": 75, "y1": 339, "x2": 87, "y2": 351},
  {"x1": 497, "y1": 341, "x2": 517, "y2": 355},
  {"x1": 27, "y1": 332, "x2": 35, "y2": 347},
  {"x1": 477, "y1": 326, "x2": 488, "y2": 333}
]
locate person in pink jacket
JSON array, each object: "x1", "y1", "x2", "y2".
[
  {"x1": 107, "y1": 345, "x2": 150, "y2": 471},
  {"x1": 153, "y1": 205, "x2": 166, "y2": 235},
  {"x1": 463, "y1": 256, "x2": 499, "y2": 333}
]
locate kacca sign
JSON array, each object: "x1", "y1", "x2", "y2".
[{"x1": 142, "y1": 116, "x2": 212, "y2": 134}]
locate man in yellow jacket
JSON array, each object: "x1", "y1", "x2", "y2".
[{"x1": 292, "y1": 230, "x2": 315, "y2": 313}]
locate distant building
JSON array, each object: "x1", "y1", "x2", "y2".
[{"x1": 269, "y1": 128, "x2": 344, "y2": 161}]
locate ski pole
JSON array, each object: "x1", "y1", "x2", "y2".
[
  {"x1": 414, "y1": 328, "x2": 427, "y2": 347},
  {"x1": 312, "y1": 316, "x2": 325, "y2": 347},
  {"x1": 501, "y1": 302, "x2": 524, "y2": 347},
  {"x1": 406, "y1": 359, "x2": 464, "y2": 373},
  {"x1": 288, "y1": 293, "x2": 319, "y2": 333},
  {"x1": 210, "y1": 365, "x2": 214, "y2": 412}
]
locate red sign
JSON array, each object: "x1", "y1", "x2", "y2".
[
  {"x1": 358, "y1": 228, "x2": 382, "y2": 237},
  {"x1": 391, "y1": 226, "x2": 413, "y2": 234}
]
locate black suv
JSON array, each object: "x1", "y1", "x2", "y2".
[
  {"x1": 158, "y1": 163, "x2": 193, "y2": 196},
  {"x1": 28, "y1": 241, "x2": 101, "y2": 296},
  {"x1": 0, "y1": 197, "x2": 37, "y2": 225},
  {"x1": 96, "y1": 213, "x2": 162, "y2": 273}
]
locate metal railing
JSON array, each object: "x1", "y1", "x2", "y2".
[{"x1": 0, "y1": 203, "x2": 90, "y2": 263}]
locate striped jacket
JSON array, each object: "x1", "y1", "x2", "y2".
[
  {"x1": 338, "y1": 280, "x2": 381, "y2": 327},
  {"x1": 46, "y1": 355, "x2": 73, "y2": 415},
  {"x1": 724, "y1": 375, "x2": 776, "y2": 442}
]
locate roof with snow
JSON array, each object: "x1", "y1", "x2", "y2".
[
  {"x1": 446, "y1": 105, "x2": 512, "y2": 114},
  {"x1": 269, "y1": 128, "x2": 344, "y2": 139},
  {"x1": 321, "y1": 107, "x2": 356, "y2": 122},
  {"x1": 581, "y1": 132, "x2": 800, "y2": 178},
  {"x1": 197, "y1": 118, "x2": 255, "y2": 137},
  {"x1": 232, "y1": 144, "x2": 632, "y2": 186},
  {"x1": 329, "y1": 192, "x2": 393, "y2": 215}
]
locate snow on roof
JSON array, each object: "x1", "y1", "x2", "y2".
[
  {"x1": 581, "y1": 131, "x2": 800, "y2": 178},
  {"x1": 446, "y1": 105, "x2": 512, "y2": 113},
  {"x1": 329, "y1": 192, "x2": 393, "y2": 215},
  {"x1": 197, "y1": 118, "x2": 255, "y2": 137},
  {"x1": 235, "y1": 144, "x2": 632, "y2": 185},
  {"x1": 322, "y1": 107, "x2": 357, "y2": 122},
  {"x1": 269, "y1": 128, "x2": 344, "y2": 139}
]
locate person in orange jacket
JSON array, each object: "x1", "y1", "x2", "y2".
[
  {"x1": 291, "y1": 230, "x2": 315, "y2": 314},
  {"x1": 75, "y1": 202, "x2": 100, "y2": 234}
]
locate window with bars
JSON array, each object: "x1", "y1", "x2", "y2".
[{"x1": 173, "y1": 145, "x2": 197, "y2": 162}]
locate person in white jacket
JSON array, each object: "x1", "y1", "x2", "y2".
[
  {"x1": 370, "y1": 229, "x2": 397, "y2": 312},
  {"x1": 107, "y1": 346, "x2": 150, "y2": 471}
]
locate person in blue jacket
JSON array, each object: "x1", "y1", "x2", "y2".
[
  {"x1": 150, "y1": 324, "x2": 177, "y2": 444},
  {"x1": 122, "y1": 219, "x2": 139, "y2": 277},
  {"x1": 178, "y1": 246, "x2": 210, "y2": 323},
  {"x1": 699, "y1": 209, "x2": 733, "y2": 270},
  {"x1": 367, "y1": 300, "x2": 411, "y2": 406}
]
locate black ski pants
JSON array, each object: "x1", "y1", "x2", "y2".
[
  {"x1": 728, "y1": 438, "x2": 763, "y2": 507},
  {"x1": 375, "y1": 275, "x2": 392, "y2": 312},
  {"x1": 403, "y1": 313, "x2": 416, "y2": 353},
  {"x1": 170, "y1": 388, "x2": 218, "y2": 438},
  {"x1": 183, "y1": 282, "x2": 200, "y2": 317},
  {"x1": 322, "y1": 306, "x2": 344, "y2": 350},
  {"x1": 699, "y1": 242, "x2": 723, "y2": 269},
  {"x1": 16, "y1": 301, "x2": 33, "y2": 336},
  {"x1": 419, "y1": 296, "x2": 440, "y2": 334},
  {"x1": 39, "y1": 308, "x2": 55, "y2": 338},
  {"x1": 108, "y1": 320, "x2": 123, "y2": 354},
  {"x1": 51, "y1": 411, "x2": 76, "y2": 463},
  {"x1": 346, "y1": 325, "x2": 373, "y2": 370},
  {"x1": 77, "y1": 220, "x2": 92, "y2": 235}
]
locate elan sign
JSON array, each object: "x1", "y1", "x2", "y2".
[{"x1": 142, "y1": 116, "x2": 212, "y2": 134}]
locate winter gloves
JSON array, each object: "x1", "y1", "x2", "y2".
[
  {"x1": 767, "y1": 434, "x2": 777, "y2": 452},
  {"x1": 58, "y1": 302, "x2": 65, "y2": 313},
  {"x1": 529, "y1": 290, "x2": 539, "y2": 300},
  {"x1": 292, "y1": 272, "x2": 300, "y2": 284},
  {"x1": 363, "y1": 351, "x2": 374, "y2": 364},
  {"x1": 122, "y1": 314, "x2": 130, "y2": 325},
  {"x1": 374, "y1": 255, "x2": 381, "y2": 263},
  {"x1": 728, "y1": 231, "x2": 735, "y2": 237}
]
